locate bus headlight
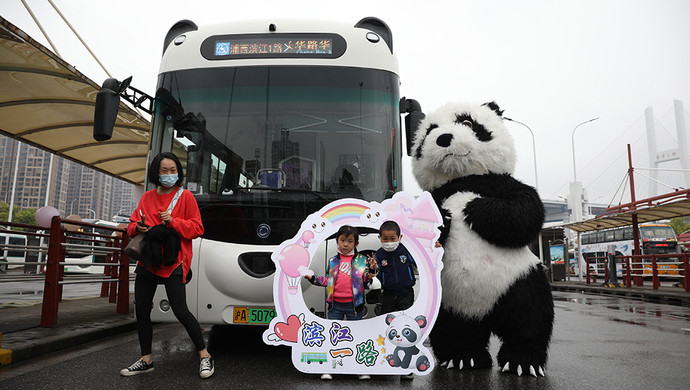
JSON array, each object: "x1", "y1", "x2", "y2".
[{"x1": 159, "y1": 300, "x2": 171, "y2": 312}]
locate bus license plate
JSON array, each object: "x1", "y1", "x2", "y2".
[{"x1": 233, "y1": 307, "x2": 276, "y2": 324}]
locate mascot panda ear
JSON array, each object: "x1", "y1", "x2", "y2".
[
  {"x1": 414, "y1": 315, "x2": 427, "y2": 329},
  {"x1": 385, "y1": 314, "x2": 396, "y2": 325},
  {"x1": 482, "y1": 101, "x2": 504, "y2": 117}
]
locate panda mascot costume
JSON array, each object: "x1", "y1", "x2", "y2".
[{"x1": 411, "y1": 101, "x2": 554, "y2": 377}]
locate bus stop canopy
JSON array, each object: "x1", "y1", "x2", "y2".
[
  {"x1": 0, "y1": 16, "x2": 150, "y2": 186},
  {"x1": 562, "y1": 197, "x2": 690, "y2": 233}
]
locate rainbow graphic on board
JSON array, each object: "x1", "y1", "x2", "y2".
[{"x1": 321, "y1": 202, "x2": 369, "y2": 224}]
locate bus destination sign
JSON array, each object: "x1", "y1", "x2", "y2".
[
  {"x1": 215, "y1": 38, "x2": 332, "y2": 56},
  {"x1": 201, "y1": 33, "x2": 346, "y2": 60}
]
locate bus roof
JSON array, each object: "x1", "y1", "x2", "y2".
[
  {"x1": 159, "y1": 18, "x2": 399, "y2": 75},
  {"x1": 582, "y1": 223, "x2": 672, "y2": 234}
]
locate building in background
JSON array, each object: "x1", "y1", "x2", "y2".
[{"x1": 0, "y1": 135, "x2": 137, "y2": 222}]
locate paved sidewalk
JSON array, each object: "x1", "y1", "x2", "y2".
[
  {"x1": 0, "y1": 293, "x2": 135, "y2": 365},
  {"x1": 551, "y1": 280, "x2": 690, "y2": 306},
  {"x1": 0, "y1": 282, "x2": 688, "y2": 367}
]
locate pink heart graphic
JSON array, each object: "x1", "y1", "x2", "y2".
[{"x1": 274, "y1": 314, "x2": 301, "y2": 343}]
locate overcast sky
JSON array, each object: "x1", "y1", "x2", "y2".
[{"x1": 2, "y1": 0, "x2": 690, "y2": 203}]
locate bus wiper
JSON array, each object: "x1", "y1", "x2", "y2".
[
  {"x1": 245, "y1": 186, "x2": 333, "y2": 202},
  {"x1": 280, "y1": 187, "x2": 334, "y2": 202}
]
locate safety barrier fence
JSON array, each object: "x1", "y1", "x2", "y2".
[
  {"x1": 0, "y1": 218, "x2": 132, "y2": 327},
  {"x1": 585, "y1": 253, "x2": 689, "y2": 292}
]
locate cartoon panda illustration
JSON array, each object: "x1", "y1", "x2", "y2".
[
  {"x1": 411, "y1": 101, "x2": 554, "y2": 377},
  {"x1": 384, "y1": 314, "x2": 430, "y2": 372}
]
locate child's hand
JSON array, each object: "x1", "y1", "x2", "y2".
[
  {"x1": 304, "y1": 275, "x2": 313, "y2": 281},
  {"x1": 435, "y1": 240, "x2": 442, "y2": 248},
  {"x1": 367, "y1": 254, "x2": 378, "y2": 271}
]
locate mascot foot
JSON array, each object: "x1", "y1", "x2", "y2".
[
  {"x1": 497, "y1": 347, "x2": 547, "y2": 377},
  {"x1": 439, "y1": 351, "x2": 492, "y2": 371},
  {"x1": 416, "y1": 355, "x2": 430, "y2": 372},
  {"x1": 386, "y1": 355, "x2": 396, "y2": 367},
  {"x1": 500, "y1": 362, "x2": 545, "y2": 377}
]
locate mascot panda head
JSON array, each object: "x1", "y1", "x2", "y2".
[
  {"x1": 411, "y1": 101, "x2": 516, "y2": 191},
  {"x1": 385, "y1": 314, "x2": 427, "y2": 348}
]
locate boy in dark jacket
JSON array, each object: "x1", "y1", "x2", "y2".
[{"x1": 368, "y1": 221, "x2": 417, "y2": 314}]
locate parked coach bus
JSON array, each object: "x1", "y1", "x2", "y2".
[
  {"x1": 93, "y1": 18, "x2": 424, "y2": 325},
  {"x1": 580, "y1": 223, "x2": 680, "y2": 277},
  {"x1": 0, "y1": 232, "x2": 27, "y2": 272},
  {"x1": 63, "y1": 220, "x2": 135, "y2": 274}
]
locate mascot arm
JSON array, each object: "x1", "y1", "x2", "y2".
[
  {"x1": 462, "y1": 177, "x2": 544, "y2": 248},
  {"x1": 437, "y1": 207, "x2": 452, "y2": 246}
]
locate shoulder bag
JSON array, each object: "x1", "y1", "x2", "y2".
[{"x1": 124, "y1": 187, "x2": 184, "y2": 261}]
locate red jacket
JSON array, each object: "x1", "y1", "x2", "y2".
[{"x1": 127, "y1": 187, "x2": 204, "y2": 280}]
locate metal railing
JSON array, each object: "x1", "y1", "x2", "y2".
[
  {"x1": 0, "y1": 221, "x2": 50, "y2": 275},
  {"x1": 0, "y1": 217, "x2": 132, "y2": 327},
  {"x1": 585, "y1": 253, "x2": 689, "y2": 292}
]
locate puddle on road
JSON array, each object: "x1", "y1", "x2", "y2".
[{"x1": 553, "y1": 291, "x2": 690, "y2": 330}]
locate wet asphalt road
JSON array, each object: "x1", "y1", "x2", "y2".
[{"x1": 1, "y1": 291, "x2": 689, "y2": 389}]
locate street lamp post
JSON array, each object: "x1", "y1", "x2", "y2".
[
  {"x1": 504, "y1": 117, "x2": 539, "y2": 191},
  {"x1": 504, "y1": 117, "x2": 543, "y2": 264},
  {"x1": 570, "y1": 117, "x2": 599, "y2": 281},
  {"x1": 571, "y1": 117, "x2": 600, "y2": 182},
  {"x1": 87, "y1": 209, "x2": 96, "y2": 219},
  {"x1": 70, "y1": 199, "x2": 77, "y2": 215}
]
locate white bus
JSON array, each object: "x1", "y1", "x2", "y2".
[
  {"x1": 580, "y1": 223, "x2": 680, "y2": 277},
  {"x1": 0, "y1": 232, "x2": 27, "y2": 272},
  {"x1": 93, "y1": 18, "x2": 423, "y2": 325},
  {"x1": 63, "y1": 220, "x2": 134, "y2": 274}
]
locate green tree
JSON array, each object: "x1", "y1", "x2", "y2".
[
  {"x1": 669, "y1": 217, "x2": 690, "y2": 235},
  {"x1": 15, "y1": 208, "x2": 37, "y2": 226},
  {"x1": 0, "y1": 202, "x2": 38, "y2": 228},
  {"x1": 0, "y1": 202, "x2": 19, "y2": 223}
]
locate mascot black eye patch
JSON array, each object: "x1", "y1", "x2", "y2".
[
  {"x1": 414, "y1": 123, "x2": 439, "y2": 159},
  {"x1": 455, "y1": 113, "x2": 493, "y2": 142}
]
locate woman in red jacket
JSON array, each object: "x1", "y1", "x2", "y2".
[{"x1": 119, "y1": 152, "x2": 213, "y2": 379}]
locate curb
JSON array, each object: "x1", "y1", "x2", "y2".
[
  {"x1": 2, "y1": 318, "x2": 137, "y2": 365},
  {"x1": 551, "y1": 283, "x2": 690, "y2": 307}
]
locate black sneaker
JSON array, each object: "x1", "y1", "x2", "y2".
[
  {"x1": 199, "y1": 356, "x2": 215, "y2": 379},
  {"x1": 120, "y1": 358, "x2": 154, "y2": 376}
]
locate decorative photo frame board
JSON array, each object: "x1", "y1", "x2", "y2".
[{"x1": 263, "y1": 191, "x2": 444, "y2": 376}]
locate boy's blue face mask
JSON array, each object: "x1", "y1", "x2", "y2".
[{"x1": 160, "y1": 174, "x2": 178, "y2": 188}]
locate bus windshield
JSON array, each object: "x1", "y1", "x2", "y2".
[
  {"x1": 640, "y1": 225, "x2": 676, "y2": 239},
  {"x1": 151, "y1": 66, "x2": 401, "y2": 244}
]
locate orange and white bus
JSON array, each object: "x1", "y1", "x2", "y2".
[{"x1": 580, "y1": 223, "x2": 680, "y2": 277}]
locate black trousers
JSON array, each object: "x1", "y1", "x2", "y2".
[
  {"x1": 134, "y1": 272, "x2": 206, "y2": 355},
  {"x1": 381, "y1": 290, "x2": 414, "y2": 314}
]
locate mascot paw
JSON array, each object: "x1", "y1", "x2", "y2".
[
  {"x1": 497, "y1": 349, "x2": 547, "y2": 377},
  {"x1": 416, "y1": 355, "x2": 430, "y2": 372},
  {"x1": 500, "y1": 362, "x2": 546, "y2": 377},
  {"x1": 439, "y1": 352, "x2": 492, "y2": 371},
  {"x1": 386, "y1": 355, "x2": 396, "y2": 367}
]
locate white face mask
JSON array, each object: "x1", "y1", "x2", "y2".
[{"x1": 382, "y1": 241, "x2": 399, "y2": 252}]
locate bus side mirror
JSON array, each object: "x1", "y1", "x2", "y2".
[
  {"x1": 93, "y1": 77, "x2": 131, "y2": 141},
  {"x1": 400, "y1": 98, "x2": 425, "y2": 156}
]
